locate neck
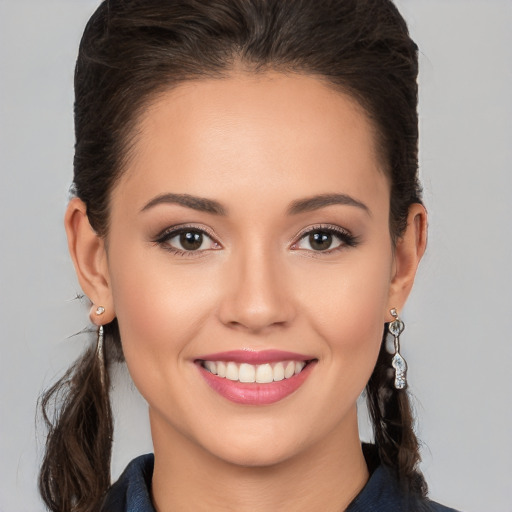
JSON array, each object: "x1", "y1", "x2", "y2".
[{"x1": 150, "y1": 407, "x2": 369, "y2": 512}]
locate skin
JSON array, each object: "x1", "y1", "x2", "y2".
[{"x1": 65, "y1": 71, "x2": 427, "y2": 511}]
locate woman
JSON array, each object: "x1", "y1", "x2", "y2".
[{"x1": 39, "y1": 1, "x2": 460, "y2": 511}]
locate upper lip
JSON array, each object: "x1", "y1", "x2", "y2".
[{"x1": 195, "y1": 349, "x2": 315, "y2": 364}]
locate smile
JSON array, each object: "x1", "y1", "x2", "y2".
[
  {"x1": 201, "y1": 360, "x2": 307, "y2": 383},
  {"x1": 195, "y1": 350, "x2": 316, "y2": 405}
]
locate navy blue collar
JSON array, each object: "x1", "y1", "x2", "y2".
[
  {"x1": 101, "y1": 454, "x2": 155, "y2": 512},
  {"x1": 101, "y1": 449, "x2": 459, "y2": 512}
]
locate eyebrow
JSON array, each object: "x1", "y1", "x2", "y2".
[
  {"x1": 140, "y1": 193, "x2": 227, "y2": 215},
  {"x1": 287, "y1": 193, "x2": 370, "y2": 216},
  {"x1": 140, "y1": 192, "x2": 370, "y2": 217}
]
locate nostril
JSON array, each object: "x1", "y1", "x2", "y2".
[{"x1": 217, "y1": 263, "x2": 297, "y2": 331}]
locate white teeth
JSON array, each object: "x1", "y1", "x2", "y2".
[
  {"x1": 202, "y1": 359, "x2": 309, "y2": 383},
  {"x1": 204, "y1": 361, "x2": 217, "y2": 375},
  {"x1": 217, "y1": 361, "x2": 227, "y2": 378},
  {"x1": 295, "y1": 361, "x2": 305, "y2": 375},
  {"x1": 255, "y1": 363, "x2": 274, "y2": 383},
  {"x1": 226, "y1": 362, "x2": 239, "y2": 381},
  {"x1": 273, "y1": 362, "x2": 285, "y2": 381},
  {"x1": 285, "y1": 361, "x2": 295, "y2": 378},
  {"x1": 239, "y1": 363, "x2": 256, "y2": 383}
]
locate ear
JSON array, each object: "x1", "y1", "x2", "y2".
[
  {"x1": 387, "y1": 203, "x2": 427, "y2": 320},
  {"x1": 64, "y1": 198, "x2": 116, "y2": 325}
]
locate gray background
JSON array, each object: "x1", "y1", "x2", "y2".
[{"x1": 1, "y1": 1, "x2": 511, "y2": 511}]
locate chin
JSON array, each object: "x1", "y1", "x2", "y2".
[
  {"x1": 213, "y1": 442, "x2": 299, "y2": 468},
  {"x1": 199, "y1": 425, "x2": 306, "y2": 468}
]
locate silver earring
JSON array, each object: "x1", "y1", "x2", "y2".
[
  {"x1": 388, "y1": 308, "x2": 407, "y2": 389},
  {"x1": 96, "y1": 325, "x2": 106, "y2": 386},
  {"x1": 95, "y1": 306, "x2": 105, "y2": 316}
]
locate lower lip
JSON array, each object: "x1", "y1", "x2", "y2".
[{"x1": 197, "y1": 361, "x2": 316, "y2": 405}]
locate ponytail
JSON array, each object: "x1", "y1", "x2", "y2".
[
  {"x1": 39, "y1": 323, "x2": 116, "y2": 512},
  {"x1": 365, "y1": 325, "x2": 428, "y2": 497}
]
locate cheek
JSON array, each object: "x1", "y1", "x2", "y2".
[
  {"x1": 297, "y1": 246, "x2": 392, "y2": 368},
  {"x1": 107, "y1": 245, "x2": 221, "y2": 389}
]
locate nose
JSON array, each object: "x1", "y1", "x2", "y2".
[{"x1": 218, "y1": 246, "x2": 296, "y2": 333}]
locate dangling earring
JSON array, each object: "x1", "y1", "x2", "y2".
[
  {"x1": 388, "y1": 308, "x2": 407, "y2": 389},
  {"x1": 95, "y1": 325, "x2": 106, "y2": 386},
  {"x1": 94, "y1": 305, "x2": 106, "y2": 385}
]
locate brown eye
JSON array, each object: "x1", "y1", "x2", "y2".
[
  {"x1": 180, "y1": 231, "x2": 203, "y2": 250},
  {"x1": 157, "y1": 228, "x2": 219, "y2": 253},
  {"x1": 308, "y1": 231, "x2": 333, "y2": 251},
  {"x1": 293, "y1": 226, "x2": 356, "y2": 253}
]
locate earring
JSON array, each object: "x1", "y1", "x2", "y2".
[
  {"x1": 95, "y1": 306, "x2": 105, "y2": 316},
  {"x1": 388, "y1": 308, "x2": 407, "y2": 390},
  {"x1": 96, "y1": 325, "x2": 106, "y2": 386}
]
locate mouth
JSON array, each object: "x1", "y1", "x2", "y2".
[
  {"x1": 195, "y1": 351, "x2": 317, "y2": 405},
  {"x1": 198, "y1": 359, "x2": 310, "y2": 383}
]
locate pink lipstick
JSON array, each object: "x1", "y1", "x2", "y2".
[{"x1": 195, "y1": 350, "x2": 316, "y2": 405}]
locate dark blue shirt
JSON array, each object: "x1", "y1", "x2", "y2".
[{"x1": 101, "y1": 452, "x2": 460, "y2": 511}]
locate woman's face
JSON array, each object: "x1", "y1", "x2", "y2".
[{"x1": 99, "y1": 72, "x2": 410, "y2": 466}]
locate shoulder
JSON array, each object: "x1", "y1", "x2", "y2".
[
  {"x1": 101, "y1": 453, "x2": 155, "y2": 512},
  {"x1": 428, "y1": 502, "x2": 461, "y2": 512},
  {"x1": 347, "y1": 462, "x2": 462, "y2": 512}
]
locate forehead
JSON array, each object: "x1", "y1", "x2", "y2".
[{"x1": 114, "y1": 71, "x2": 389, "y2": 215}]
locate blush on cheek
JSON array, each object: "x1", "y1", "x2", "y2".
[
  {"x1": 109, "y1": 268, "x2": 170, "y2": 380},
  {"x1": 109, "y1": 256, "x2": 212, "y2": 388},
  {"x1": 307, "y1": 271, "x2": 388, "y2": 392}
]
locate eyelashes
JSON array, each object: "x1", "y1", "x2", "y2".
[
  {"x1": 153, "y1": 223, "x2": 359, "y2": 258},
  {"x1": 153, "y1": 225, "x2": 221, "y2": 257},
  {"x1": 291, "y1": 225, "x2": 359, "y2": 253}
]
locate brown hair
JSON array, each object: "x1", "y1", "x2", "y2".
[{"x1": 40, "y1": 1, "x2": 424, "y2": 510}]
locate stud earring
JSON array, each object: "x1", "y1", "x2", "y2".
[
  {"x1": 388, "y1": 308, "x2": 407, "y2": 390},
  {"x1": 95, "y1": 306, "x2": 105, "y2": 316}
]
